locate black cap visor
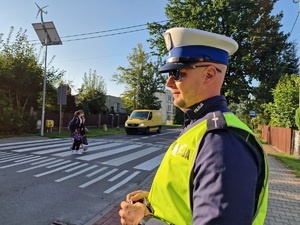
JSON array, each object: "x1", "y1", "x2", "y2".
[{"x1": 158, "y1": 62, "x2": 191, "y2": 73}]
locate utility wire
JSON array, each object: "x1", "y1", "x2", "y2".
[
  {"x1": 63, "y1": 28, "x2": 148, "y2": 42},
  {"x1": 28, "y1": 19, "x2": 169, "y2": 43},
  {"x1": 60, "y1": 20, "x2": 169, "y2": 38},
  {"x1": 290, "y1": 11, "x2": 300, "y2": 35}
]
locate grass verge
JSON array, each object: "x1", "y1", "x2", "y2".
[
  {"x1": 0, "y1": 125, "x2": 181, "y2": 140},
  {"x1": 269, "y1": 153, "x2": 300, "y2": 178},
  {"x1": 43, "y1": 125, "x2": 182, "y2": 138},
  {"x1": 43, "y1": 127, "x2": 126, "y2": 138},
  {"x1": 162, "y1": 124, "x2": 182, "y2": 129}
]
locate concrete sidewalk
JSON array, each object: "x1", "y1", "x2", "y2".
[
  {"x1": 263, "y1": 145, "x2": 300, "y2": 225},
  {"x1": 86, "y1": 144, "x2": 300, "y2": 225}
]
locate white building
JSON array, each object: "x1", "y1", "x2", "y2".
[
  {"x1": 106, "y1": 92, "x2": 173, "y2": 123},
  {"x1": 105, "y1": 95, "x2": 127, "y2": 114},
  {"x1": 155, "y1": 89, "x2": 173, "y2": 125}
]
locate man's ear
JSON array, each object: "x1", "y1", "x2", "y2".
[{"x1": 204, "y1": 66, "x2": 217, "y2": 84}]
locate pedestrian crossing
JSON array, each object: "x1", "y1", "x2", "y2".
[{"x1": 0, "y1": 137, "x2": 170, "y2": 194}]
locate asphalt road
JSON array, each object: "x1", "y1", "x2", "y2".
[{"x1": 0, "y1": 128, "x2": 180, "y2": 225}]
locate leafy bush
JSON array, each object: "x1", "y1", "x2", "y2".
[
  {"x1": 295, "y1": 108, "x2": 300, "y2": 131},
  {"x1": 0, "y1": 107, "x2": 37, "y2": 134},
  {"x1": 0, "y1": 107, "x2": 22, "y2": 134}
]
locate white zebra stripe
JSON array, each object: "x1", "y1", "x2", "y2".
[{"x1": 104, "y1": 171, "x2": 141, "y2": 194}]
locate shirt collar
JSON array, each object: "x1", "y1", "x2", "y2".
[{"x1": 185, "y1": 95, "x2": 228, "y2": 123}]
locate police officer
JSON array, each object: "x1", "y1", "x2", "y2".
[{"x1": 119, "y1": 28, "x2": 268, "y2": 225}]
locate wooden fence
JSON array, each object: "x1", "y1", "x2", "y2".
[
  {"x1": 45, "y1": 112, "x2": 128, "y2": 131},
  {"x1": 262, "y1": 125, "x2": 292, "y2": 154}
]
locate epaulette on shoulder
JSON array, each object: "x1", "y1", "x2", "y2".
[{"x1": 205, "y1": 111, "x2": 227, "y2": 132}]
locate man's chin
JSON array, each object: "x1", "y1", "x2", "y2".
[{"x1": 173, "y1": 100, "x2": 187, "y2": 110}]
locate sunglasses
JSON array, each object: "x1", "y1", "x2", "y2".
[{"x1": 168, "y1": 64, "x2": 222, "y2": 81}]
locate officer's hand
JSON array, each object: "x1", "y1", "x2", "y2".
[
  {"x1": 126, "y1": 190, "x2": 149, "y2": 203},
  {"x1": 119, "y1": 201, "x2": 150, "y2": 225}
]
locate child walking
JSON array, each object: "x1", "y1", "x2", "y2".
[{"x1": 69, "y1": 110, "x2": 86, "y2": 154}]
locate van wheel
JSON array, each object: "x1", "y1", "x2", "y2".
[
  {"x1": 126, "y1": 130, "x2": 132, "y2": 135},
  {"x1": 145, "y1": 127, "x2": 150, "y2": 135},
  {"x1": 157, "y1": 126, "x2": 161, "y2": 133}
]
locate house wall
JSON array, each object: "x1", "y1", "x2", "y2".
[
  {"x1": 155, "y1": 89, "x2": 173, "y2": 125},
  {"x1": 105, "y1": 95, "x2": 127, "y2": 114}
]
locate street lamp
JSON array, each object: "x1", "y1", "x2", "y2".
[{"x1": 32, "y1": 3, "x2": 62, "y2": 136}]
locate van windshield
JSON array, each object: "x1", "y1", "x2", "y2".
[{"x1": 130, "y1": 111, "x2": 149, "y2": 119}]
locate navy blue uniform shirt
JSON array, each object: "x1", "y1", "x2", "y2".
[
  {"x1": 143, "y1": 96, "x2": 264, "y2": 225},
  {"x1": 184, "y1": 96, "x2": 264, "y2": 225}
]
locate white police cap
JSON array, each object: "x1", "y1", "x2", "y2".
[{"x1": 159, "y1": 27, "x2": 239, "y2": 73}]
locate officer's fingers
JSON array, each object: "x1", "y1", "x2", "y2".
[
  {"x1": 119, "y1": 206, "x2": 129, "y2": 221},
  {"x1": 135, "y1": 202, "x2": 151, "y2": 215},
  {"x1": 126, "y1": 190, "x2": 144, "y2": 202},
  {"x1": 120, "y1": 201, "x2": 130, "y2": 210},
  {"x1": 129, "y1": 194, "x2": 143, "y2": 202},
  {"x1": 134, "y1": 202, "x2": 144, "y2": 207},
  {"x1": 119, "y1": 208, "x2": 126, "y2": 218},
  {"x1": 130, "y1": 191, "x2": 149, "y2": 202},
  {"x1": 119, "y1": 208, "x2": 123, "y2": 217},
  {"x1": 119, "y1": 203, "x2": 133, "y2": 225},
  {"x1": 131, "y1": 202, "x2": 148, "y2": 218},
  {"x1": 119, "y1": 216, "x2": 127, "y2": 225}
]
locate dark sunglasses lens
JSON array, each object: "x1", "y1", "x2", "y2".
[{"x1": 169, "y1": 70, "x2": 180, "y2": 81}]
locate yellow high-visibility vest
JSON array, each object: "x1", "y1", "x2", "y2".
[{"x1": 148, "y1": 112, "x2": 268, "y2": 225}]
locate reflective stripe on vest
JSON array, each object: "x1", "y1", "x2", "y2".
[{"x1": 148, "y1": 112, "x2": 268, "y2": 225}]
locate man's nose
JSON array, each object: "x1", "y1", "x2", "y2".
[{"x1": 166, "y1": 75, "x2": 175, "y2": 88}]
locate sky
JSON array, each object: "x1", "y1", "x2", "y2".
[{"x1": 0, "y1": 0, "x2": 299, "y2": 97}]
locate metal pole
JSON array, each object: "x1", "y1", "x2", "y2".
[
  {"x1": 298, "y1": 0, "x2": 300, "y2": 108},
  {"x1": 117, "y1": 114, "x2": 119, "y2": 127},
  {"x1": 41, "y1": 40, "x2": 47, "y2": 136},
  {"x1": 59, "y1": 86, "x2": 62, "y2": 134},
  {"x1": 33, "y1": 4, "x2": 61, "y2": 136}
]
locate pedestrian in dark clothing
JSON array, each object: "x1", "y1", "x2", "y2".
[{"x1": 70, "y1": 110, "x2": 85, "y2": 154}]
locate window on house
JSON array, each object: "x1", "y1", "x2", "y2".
[{"x1": 114, "y1": 102, "x2": 120, "y2": 113}]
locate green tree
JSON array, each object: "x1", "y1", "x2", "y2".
[
  {"x1": 173, "y1": 106, "x2": 184, "y2": 125},
  {"x1": 0, "y1": 27, "x2": 43, "y2": 133},
  {"x1": 228, "y1": 101, "x2": 250, "y2": 125},
  {"x1": 0, "y1": 27, "x2": 64, "y2": 134},
  {"x1": 281, "y1": 41, "x2": 299, "y2": 76},
  {"x1": 113, "y1": 43, "x2": 166, "y2": 111},
  {"x1": 65, "y1": 94, "x2": 77, "y2": 113},
  {"x1": 246, "y1": 40, "x2": 299, "y2": 126},
  {"x1": 263, "y1": 74, "x2": 299, "y2": 128},
  {"x1": 295, "y1": 108, "x2": 300, "y2": 131},
  {"x1": 78, "y1": 69, "x2": 107, "y2": 114},
  {"x1": 253, "y1": 40, "x2": 299, "y2": 110},
  {"x1": 147, "y1": 0, "x2": 290, "y2": 106},
  {"x1": 0, "y1": 27, "x2": 43, "y2": 114}
]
